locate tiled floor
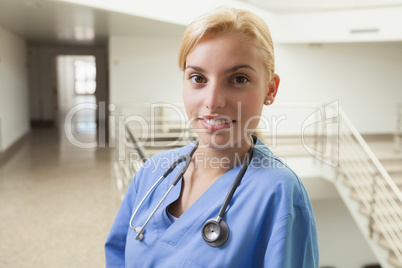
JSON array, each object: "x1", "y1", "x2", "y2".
[{"x1": 0, "y1": 125, "x2": 121, "y2": 267}]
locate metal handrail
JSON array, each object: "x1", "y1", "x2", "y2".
[
  {"x1": 338, "y1": 108, "x2": 402, "y2": 264},
  {"x1": 113, "y1": 106, "x2": 150, "y2": 196},
  {"x1": 126, "y1": 126, "x2": 149, "y2": 163},
  {"x1": 340, "y1": 133, "x2": 402, "y2": 245},
  {"x1": 339, "y1": 109, "x2": 402, "y2": 202}
]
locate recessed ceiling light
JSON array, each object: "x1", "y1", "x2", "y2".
[{"x1": 24, "y1": 0, "x2": 41, "y2": 8}]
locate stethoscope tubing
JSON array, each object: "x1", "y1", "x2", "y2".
[
  {"x1": 129, "y1": 137, "x2": 255, "y2": 246},
  {"x1": 134, "y1": 183, "x2": 175, "y2": 240},
  {"x1": 129, "y1": 142, "x2": 199, "y2": 239},
  {"x1": 217, "y1": 146, "x2": 253, "y2": 219},
  {"x1": 129, "y1": 174, "x2": 164, "y2": 230}
]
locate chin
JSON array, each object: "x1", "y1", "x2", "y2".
[{"x1": 197, "y1": 132, "x2": 241, "y2": 150}]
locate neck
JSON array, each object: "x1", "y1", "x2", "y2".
[{"x1": 192, "y1": 138, "x2": 252, "y2": 175}]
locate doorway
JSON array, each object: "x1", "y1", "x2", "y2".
[{"x1": 56, "y1": 55, "x2": 98, "y2": 145}]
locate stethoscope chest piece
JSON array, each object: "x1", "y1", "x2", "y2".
[{"x1": 201, "y1": 217, "x2": 229, "y2": 247}]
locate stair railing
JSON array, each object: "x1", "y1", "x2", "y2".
[
  {"x1": 338, "y1": 108, "x2": 402, "y2": 265},
  {"x1": 113, "y1": 104, "x2": 151, "y2": 196}
]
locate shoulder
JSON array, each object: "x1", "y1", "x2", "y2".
[
  {"x1": 249, "y1": 138, "x2": 300, "y2": 187},
  {"x1": 244, "y1": 138, "x2": 313, "y2": 218}
]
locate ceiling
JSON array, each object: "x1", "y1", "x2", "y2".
[
  {"x1": 1, "y1": 0, "x2": 402, "y2": 46},
  {"x1": 244, "y1": 0, "x2": 402, "y2": 13},
  {"x1": 0, "y1": 0, "x2": 185, "y2": 45}
]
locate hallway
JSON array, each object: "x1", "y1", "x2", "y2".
[{"x1": 0, "y1": 125, "x2": 120, "y2": 267}]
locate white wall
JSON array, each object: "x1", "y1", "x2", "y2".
[
  {"x1": 0, "y1": 27, "x2": 29, "y2": 152},
  {"x1": 312, "y1": 198, "x2": 378, "y2": 268},
  {"x1": 109, "y1": 35, "x2": 402, "y2": 134},
  {"x1": 275, "y1": 42, "x2": 402, "y2": 134},
  {"x1": 109, "y1": 36, "x2": 183, "y2": 105}
]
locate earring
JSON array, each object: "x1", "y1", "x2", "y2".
[{"x1": 265, "y1": 100, "x2": 271, "y2": 106}]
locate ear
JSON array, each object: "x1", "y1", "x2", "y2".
[{"x1": 264, "y1": 73, "x2": 280, "y2": 105}]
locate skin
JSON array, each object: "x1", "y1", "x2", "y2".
[{"x1": 169, "y1": 32, "x2": 280, "y2": 217}]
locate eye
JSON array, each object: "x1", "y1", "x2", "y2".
[
  {"x1": 231, "y1": 76, "x2": 249, "y2": 84},
  {"x1": 190, "y1": 75, "x2": 206, "y2": 84}
]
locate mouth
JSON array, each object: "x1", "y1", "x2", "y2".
[
  {"x1": 198, "y1": 115, "x2": 236, "y2": 131},
  {"x1": 203, "y1": 118, "x2": 233, "y2": 126}
]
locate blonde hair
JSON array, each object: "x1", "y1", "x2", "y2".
[{"x1": 178, "y1": 6, "x2": 275, "y2": 84}]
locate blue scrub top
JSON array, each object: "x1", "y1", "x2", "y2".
[{"x1": 105, "y1": 138, "x2": 319, "y2": 268}]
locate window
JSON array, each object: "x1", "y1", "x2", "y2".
[{"x1": 74, "y1": 58, "x2": 96, "y2": 95}]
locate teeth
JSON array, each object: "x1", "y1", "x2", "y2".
[{"x1": 204, "y1": 119, "x2": 231, "y2": 126}]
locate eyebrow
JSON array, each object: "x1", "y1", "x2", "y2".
[
  {"x1": 185, "y1": 64, "x2": 256, "y2": 73},
  {"x1": 224, "y1": 64, "x2": 256, "y2": 73},
  {"x1": 185, "y1": 65, "x2": 205, "y2": 72}
]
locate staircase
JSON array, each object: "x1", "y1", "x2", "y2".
[
  {"x1": 112, "y1": 102, "x2": 402, "y2": 267},
  {"x1": 335, "y1": 110, "x2": 402, "y2": 268},
  {"x1": 365, "y1": 135, "x2": 402, "y2": 194}
]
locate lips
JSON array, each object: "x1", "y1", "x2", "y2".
[
  {"x1": 198, "y1": 115, "x2": 235, "y2": 131},
  {"x1": 203, "y1": 118, "x2": 232, "y2": 126}
]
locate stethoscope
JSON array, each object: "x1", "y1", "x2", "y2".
[{"x1": 129, "y1": 135, "x2": 255, "y2": 247}]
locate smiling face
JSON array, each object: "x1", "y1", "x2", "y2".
[{"x1": 183, "y1": 33, "x2": 276, "y2": 150}]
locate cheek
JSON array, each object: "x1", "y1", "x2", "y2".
[
  {"x1": 183, "y1": 82, "x2": 190, "y2": 100},
  {"x1": 183, "y1": 86, "x2": 197, "y2": 116},
  {"x1": 242, "y1": 107, "x2": 263, "y2": 128},
  {"x1": 240, "y1": 96, "x2": 264, "y2": 128}
]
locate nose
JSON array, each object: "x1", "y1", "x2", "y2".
[{"x1": 204, "y1": 81, "x2": 225, "y2": 111}]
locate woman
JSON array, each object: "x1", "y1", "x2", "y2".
[{"x1": 106, "y1": 7, "x2": 318, "y2": 268}]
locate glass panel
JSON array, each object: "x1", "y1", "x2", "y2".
[{"x1": 74, "y1": 59, "x2": 96, "y2": 94}]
